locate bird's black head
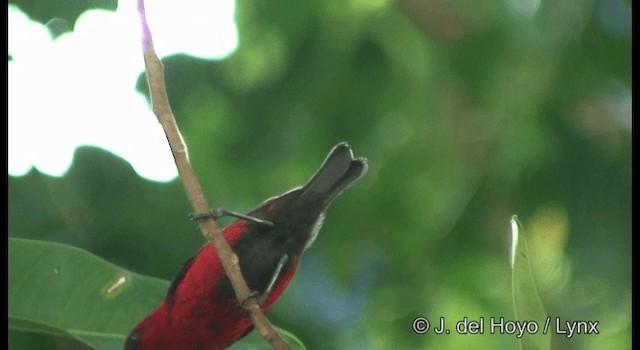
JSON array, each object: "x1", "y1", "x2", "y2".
[
  {"x1": 217, "y1": 143, "x2": 366, "y2": 299},
  {"x1": 242, "y1": 142, "x2": 367, "y2": 257}
]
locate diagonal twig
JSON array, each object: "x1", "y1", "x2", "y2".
[{"x1": 136, "y1": 1, "x2": 290, "y2": 349}]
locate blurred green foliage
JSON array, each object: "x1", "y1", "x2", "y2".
[{"x1": 8, "y1": 0, "x2": 630, "y2": 349}]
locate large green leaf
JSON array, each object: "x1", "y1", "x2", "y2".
[
  {"x1": 8, "y1": 238, "x2": 170, "y2": 349},
  {"x1": 229, "y1": 327, "x2": 307, "y2": 350},
  {"x1": 510, "y1": 216, "x2": 551, "y2": 350}
]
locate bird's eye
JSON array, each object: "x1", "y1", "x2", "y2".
[{"x1": 124, "y1": 333, "x2": 140, "y2": 350}]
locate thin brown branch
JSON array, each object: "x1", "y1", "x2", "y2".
[{"x1": 136, "y1": 1, "x2": 290, "y2": 349}]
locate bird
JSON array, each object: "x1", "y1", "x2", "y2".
[{"x1": 125, "y1": 142, "x2": 367, "y2": 350}]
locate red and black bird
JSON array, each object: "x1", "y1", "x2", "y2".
[{"x1": 125, "y1": 142, "x2": 367, "y2": 349}]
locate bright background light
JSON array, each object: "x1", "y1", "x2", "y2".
[{"x1": 8, "y1": 1, "x2": 238, "y2": 182}]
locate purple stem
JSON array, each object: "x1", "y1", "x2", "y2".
[{"x1": 137, "y1": 0, "x2": 153, "y2": 54}]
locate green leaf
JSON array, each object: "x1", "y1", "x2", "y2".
[
  {"x1": 276, "y1": 327, "x2": 307, "y2": 350},
  {"x1": 510, "y1": 216, "x2": 551, "y2": 350},
  {"x1": 229, "y1": 326, "x2": 307, "y2": 350},
  {"x1": 8, "y1": 238, "x2": 170, "y2": 350}
]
